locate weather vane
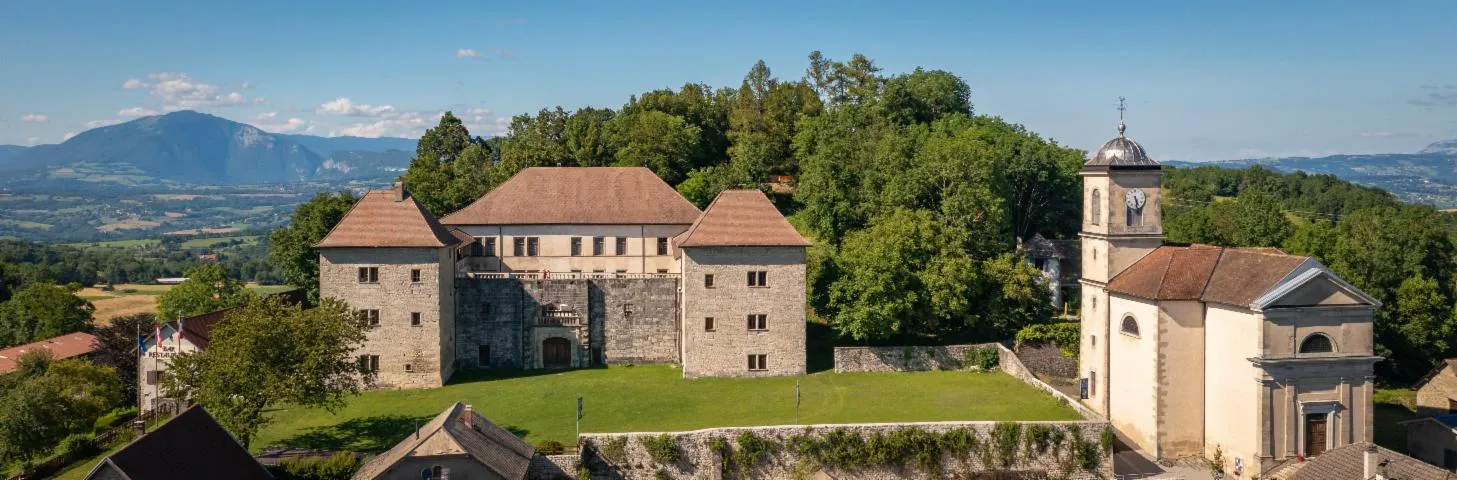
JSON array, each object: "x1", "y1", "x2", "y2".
[{"x1": 1117, "y1": 96, "x2": 1127, "y2": 137}]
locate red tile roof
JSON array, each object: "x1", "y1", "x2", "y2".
[
  {"x1": 675, "y1": 190, "x2": 810, "y2": 248},
  {"x1": 440, "y1": 167, "x2": 702, "y2": 225},
  {"x1": 1107, "y1": 245, "x2": 1309, "y2": 307},
  {"x1": 0, "y1": 332, "x2": 99, "y2": 373},
  {"x1": 316, "y1": 187, "x2": 463, "y2": 248},
  {"x1": 163, "y1": 288, "x2": 312, "y2": 349}
]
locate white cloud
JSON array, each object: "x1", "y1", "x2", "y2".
[
  {"x1": 24, "y1": 137, "x2": 41, "y2": 146},
  {"x1": 455, "y1": 48, "x2": 481, "y2": 58},
  {"x1": 250, "y1": 112, "x2": 278, "y2": 121},
  {"x1": 84, "y1": 119, "x2": 122, "y2": 129},
  {"x1": 328, "y1": 111, "x2": 440, "y2": 138},
  {"x1": 240, "y1": 81, "x2": 254, "y2": 89},
  {"x1": 21, "y1": 114, "x2": 48, "y2": 123},
  {"x1": 117, "y1": 107, "x2": 159, "y2": 117},
  {"x1": 121, "y1": 72, "x2": 253, "y2": 110},
  {"x1": 316, "y1": 97, "x2": 397, "y2": 117},
  {"x1": 255, "y1": 117, "x2": 313, "y2": 134}
]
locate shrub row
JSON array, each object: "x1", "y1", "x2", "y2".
[{"x1": 1015, "y1": 323, "x2": 1080, "y2": 358}]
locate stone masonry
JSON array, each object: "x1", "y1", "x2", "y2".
[
  {"x1": 320, "y1": 247, "x2": 454, "y2": 389},
  {"x1": 832, "y1": 344, "x2": 998, "y2": 373},
  {"x1": 1416, "y1": 361, "x2": 1457, "y2": 418},
  {"x1": 680, "y1": 246, "x2": 806, "y2": 378}
]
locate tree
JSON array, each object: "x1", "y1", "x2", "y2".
[
  {"x1": 878, "y1": 68, "x2": 973, "y2": 125},
  {"x1": 156, "y1": 263, "x2": 253, "y2": 321},
  {"x1": 1207, "y1": 192, "x2": 1294, "y2": 247},
  {"x1": 0, "y1": 283, "x2": 93, "y2": 348},
  {"x1": 403, "y1": 112, "x2": 488, "y2": 215},
  {"x1": 161, "y1": 296, "x2": 372, "y2": 447},
  {"x1": 1390, "y1": 275, "x2": 1456, "y2": 378},
  {"x1": 0, "y1": 359, "x2": 122, "y2": 463},
  {"x1": 90, "y1": 313, "x2": 156, "y2": 400},
  {"x1": 609, "y1": 111, "x2": 702, "y2": 183},
  {"x1": 269, "y1": 191, "x2": 358, "y2": 302}
]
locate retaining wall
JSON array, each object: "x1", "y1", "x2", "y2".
[
  {"x1": 577, "y1": 421, "x2": 1114, "y2": 480},
  {"x1": 832, "y1": 343, "x2": 998, "y2": 373}
]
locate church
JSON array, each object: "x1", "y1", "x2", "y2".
[{"x1": 1077, "y1": 117, "x2": 1381, "y2": 478}]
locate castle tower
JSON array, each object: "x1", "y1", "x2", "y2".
[{"x1": 1079, "y1": 102, "x2": 1163, "y2": 415}]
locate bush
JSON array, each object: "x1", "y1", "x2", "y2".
[
  {"x1": 93, "y1": 406, "x2": 138, "y2": 433},
  {"x1": 732, "y1": 431, "x2": 775, "y2": 476},
  {"x1": 990, "y1": 422, "x2": 1021, "y2": 468},
  {"x1": 273, "y1": 453, "x2": 362, "y2": 480},
  {"x1": 966, "y1": 346, "x2": 1000, "y2": 371},
  {"x1": 1015, "y1": 322, "x2": 1080, "y2": 358},
  {"x1": 598, "y1": 437, "x2": 628, "y2": 464},
  {"x1": 641, "y1": 434, "x2": 682, "y2": 464},
  {"x1": 57, "y1": 433, "x2": 95, "y2": 457},
  {"x1": 536, "y1": 440, "x2": 567, "y2": 455}
]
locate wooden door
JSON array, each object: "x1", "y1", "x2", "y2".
[
  {"x1": 542, "y1": 338, "x2": 571, "y2": 368},
  {"x1": 1305, "y1": 414, "x2": 1328, "y2": 456}
]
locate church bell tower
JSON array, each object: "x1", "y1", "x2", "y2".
[{"x1": 1079, "y1": 98, "x2": 1163, "y2": 415}]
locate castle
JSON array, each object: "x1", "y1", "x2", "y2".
[
  {"x1": 315, "y1": 167, "x2": 809, "y2": 388},
  {"x1": 1078, "y1": 120, "x2": 1381, "y2": 477}
]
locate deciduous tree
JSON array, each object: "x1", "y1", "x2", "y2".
[
  {"x1": 155, "y1": 263, "x2": 252, "y2": 321},
  {"x1": 268, "y1": 191, "x2": 357, "y2": 302},
  {"x1": 0, "y1": 283, "x2": 93, "y2": 348}
]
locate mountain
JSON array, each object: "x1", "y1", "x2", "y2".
[
  {"x1": 281, "y1": 134, "x2": 417, "y2": 156},
  {"x1": 0, "y1": 111, "x2": 413, "y2": 186},
  {"x1": 0, "y1": 145, "x2": 28, "y2": 163},
  {"x1": 1167, "y1": 140, "x2": 1457, "y2": 207}
]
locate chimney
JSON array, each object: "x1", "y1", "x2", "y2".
[
  {"x1": 463, "y1": 404, "x2": 474, "y2": 427},
  {"x1": 1364, "y1": 444, "x2": 1381, "y2": 480},
  {"x1": 393, "y1": 181, "x2": 406, "y2": 201}
]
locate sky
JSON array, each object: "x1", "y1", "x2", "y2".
[{"x1": 1, "y1": 0, "x2": 1455, "y2": 161}]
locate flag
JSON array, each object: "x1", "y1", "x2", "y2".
[
  {"x1": 795, "y1": 381, "x2": 801, "y2": 409},
  {"x1": 138, "y1": 335, "x2": 147, "y2": 355},
  {"x1": 576, "y1": 396, "x2": 583, "y2": 421},
  {"x1": 176, "y1": 318, "x2": 185, "y2": 343},
  {"x1": 154, "y1": 324, "x2": 162, "y2": 346}
]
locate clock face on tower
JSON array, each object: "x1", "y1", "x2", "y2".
[{"x1": 1125, "y1": 188, "x2": 1147, "y2": 209}]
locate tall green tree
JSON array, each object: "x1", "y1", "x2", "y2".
[
  {"x1": 268, "y1": 191, "x2": 358, "y2": 302},
  {"x1": 90, "y1": 313, "x2": 156, "y2": 400},
  {"x1": 0, "y1": 283, "x2": 93, "y2": 348},
  {"x1": 161, "y1": 296, "x2": 372, "y2": 447},
  {"x1": 609, "y1": 110, "x2": 702, "y2": 183},
  {"x1": 826, "y1": 209, "x2": 975, "y2": 340},
  {"x1": 156, "y1": 263, "x2": 253, "y2": 321},
  {"x1": 1390, "y1": 275, "x2": 1455, "y2": 377},
  {"x1": 878, "y1": 68, "x2": 973, "y2": 125},
  {"x1": 0, "y1": 359, "x2": 123, "y2": 463},
  {"x1": 402, "y1": 112, "x2": 495, "y2": 216}
]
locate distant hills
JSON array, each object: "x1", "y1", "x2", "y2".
[
  {"x1": 1166, "y1": 140, "x2": 1457, "y2": 208},
  {"x1": 0, "y1": 111, "x2": 415, "y2": 186}
]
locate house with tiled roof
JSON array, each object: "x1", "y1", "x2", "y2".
[
  {"x1": 352, "y1": 402, "x2": 536, "y2": 480},
  {"x1": 1266, "y1": 442, "x2": 1453, "y2": 480},
  {"x1": 0, "y1": 331, "x2": 98, "y2": 374},
  {"x1": 318, "y1": 171, "x2": 808, "y2": 385},
  {"x1": 1076, "y1": 118, "x2": 1380, "y2": 478}
]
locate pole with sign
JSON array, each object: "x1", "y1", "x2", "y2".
[
  {"x1": 795, "y1": 380, "x2": 801, "y2": 424},
  {"x1": 576, "y1": 396, "x2": 583, "y2": 440}
]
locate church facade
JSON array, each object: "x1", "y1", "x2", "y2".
[
  {"x1": 1078, "y1": 121, "x2": 1381, "y2": 478},
  {"x1": 316, "y1": 167, "x2": 809, "y2": 389}
]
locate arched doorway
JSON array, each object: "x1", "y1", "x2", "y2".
[{"x1": 542, "y1": 337, "x2": 572, "y2": 368}]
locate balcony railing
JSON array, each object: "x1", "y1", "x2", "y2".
[
  {"x1": 536, "y1": 311, "x2": 583, "y2": 327},
  {"x1": 461, "y1": 271, "x2": 679, "y2": 280}
]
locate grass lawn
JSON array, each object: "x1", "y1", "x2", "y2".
[
  {"x1": 252, "y1": 365, "x2": 1079, "y2": 452},
  {"x1": 180, "y1": 234, "x2": 260, "y2": 250},
  {"x1": 1374, "y1": 387, "x2": 1416, "y2": 453}
]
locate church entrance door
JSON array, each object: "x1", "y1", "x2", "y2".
[
  {"x1": 542, "y1": 338, "x2": 571, "y2": 368},
  {"x1": 1305, "y1": 414, "x2": 1328, "y2": 456}
]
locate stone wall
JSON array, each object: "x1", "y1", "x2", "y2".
[
  {"x1": 456, "y1": 277, "x2": 681, "y2": 371},
  {"x1": 680, "y1": 246, "x2": 807, "y2": 378},
  {"x1": 996, "y1": 344, "x2": 1103, "y2": 421},
  {"x1": 1416, "y1": 363, "x2": 1456, "y2": 418},
  {"x1": 832, "y1": 343, "x2": 996, "y2": 373},
  {"x1": 320, "y1": 247, "x2": 451, "y2": 389},
  {"x1": 578, "y1": 421, "x2": 1114, "y2": 480},
  {"x1": 529, "y1": 454, "x2": 580, "y2": 480}
]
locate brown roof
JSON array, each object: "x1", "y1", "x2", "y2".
[
  {"x1": 1107, "y1": 245, "x2": 1308, "y2": 306},
  {"x1": 1279, "y1": 443, "x2": 1453, "y2": 480},
  {"x1": 675, "y1": 190, "x2": 810, "y2": 248},
  {"x1": 0, "y1": 332, "x2": 98, "y2": 373},
  {"x1": 353, "y1": 402, "x2": 534, "y2": 480},
  {"x1": 86, "y1": 405, "x2": 272, "y2": 480},
  {"x1": 317, "y1": 187, "x2": 463, "y2": 248},
  {"x1": 440, "y1": 167, "x2": 702, "y2": 225},
  {"x1": 157, "y1": 289, "x2": 312, "y2": 350}
]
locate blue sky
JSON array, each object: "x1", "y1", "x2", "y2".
[{"x1": 1, "y1": 0, "x2": 1454, "y2": 161}]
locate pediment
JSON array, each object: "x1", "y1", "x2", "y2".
[
  {"x1": 1253, "y1": 266, "x2": 1379, "y2": 309},
  {"x1": 410, "y1": 429, "x2": 465, "y2": 456}
]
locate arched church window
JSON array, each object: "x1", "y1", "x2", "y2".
[
  {"x1": 1120, "y1": 315, "x2": 1139, "y2": 337},
  {"x1": 1299, "y1": 333, "x2": 1334, "y2": 354},
  {"x1": 1091, "y1": 189, "x2": 1101, "y2": 225}
]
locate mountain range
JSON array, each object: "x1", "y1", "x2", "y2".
[
  {"x1": 1165, "y1": 141, "x2": 1457, "y2": 207},
  {"x1": 0, "y1": 111, "x2": 416, "y2": 186}
]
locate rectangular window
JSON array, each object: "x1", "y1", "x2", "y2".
[
  {"x1": 747, "y1": 271, "x2": 767, "y2": 287},
  {"x1": 146, "y1": 370, "x2": 163, "y2": 385},
  {"x1": 513, "y1": 237, "x2": 525, "y2": 256},
  {"x1": 410, "y1": 312, "x2": 421, "y2": 326},
  {"x1": 527, "y1": 237, "x2": 540, "y2": 256},
  {"x1": 657, "y1": 268, "x2": 669, "y2": 274},
  {"x1": 404, "y1": 363, "x2": 413, "y2": 372},
  {"x1": 358, "y1": 355, "x2": 379, "y2": 372},
  {"x1": 615, "y1": 269, "x2": 628, "y2": 274},
  {"x1": 615, "y1": 237, "x2": 627, "y2": 255},
  {"x1": 1091, "y1": 371, "x2": 1097, "y2": 396},
  {"x1": 360, "y1": 309, "x2": 380, "y2": 327},
  {"x1": 747, "y1": 314, "x2": 768, "y2": 331},
  {"x1": 357, "y1": 267, "x2": 379, "y2": 283},
  {"x1": 483, "y1": 237, "x2": 497, "y2": 257},
  {"x1": 592, "y1": 237, "x2": 604, "y2": 256},
  {"x1": 592, "y1": 268, "x2": 605, "y2": 273},
  {"x1": 656, "y1": 237, "x2": 669, "y2": 255},
  {"x1": 478, "y1": 345, "x2": 490, "y2": 366},
  {"x1": 747, "y1": 354, "x2": 767, "y2": 371},
  {"x1": 704, "y1": 274, "x2": 715, "y2": 288},
  {"x1": 570, "y1": 237, "x2": 582, "y2": 256},
  {"x1": 410, "y1": 269, "x2": 422, "y2": 283},
  {"x1": 704, "y1": 317, "x2": 715, "y2": 332}
]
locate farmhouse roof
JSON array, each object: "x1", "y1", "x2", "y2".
[
  {"x1": 0, "y1": 331, "x2": 98, "y2": 373},
  {"x1": 84, "y1": 405, "x2": 272, "y2": 480},
  {"x1": 1107, "y1": 245, "x2": 1377, "y2": 309},
  {"x1": 1277, "y1": 442, "x2": 1453, "y2": 480},
  {"x1": 440, "y1": 167, "x2": 702, "y2": 225},
  {"x1": 352, "y1": 402, "x2": 534, "y2": 480},
  {"x1": 317, "y1": 185, "x2": 463, "y2": 248},
  {"x1": 675, "y1": 190, "x2": 810, "y2": 248}
]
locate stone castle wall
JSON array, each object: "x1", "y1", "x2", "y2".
[
  {"x1": 680, "y1": 246, "x2": 807, "y2": 378},
  {"x1": 320, "y1": 247, "x2": 451, "y2": 389},
  {"x1": 456, "y1": 277, "x2": 680, "y2": 370},
  {"x1": 578, "y1": 421, "x2": 1114, "y2": 480},
  {"x1": 832, "y1": 343, "x2": 997, "y2": 373}
]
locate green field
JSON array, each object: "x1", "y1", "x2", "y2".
[
  {"x1": 62, "y1": 238, "x2": 160, "y2": 249},
  {"x1": 252, "y1": 365, "x2": 1080, "y2": 452},
  {"x1": 1374, "y1": 387, "x2": 1416, "y2": 453},
  {"x1": 180, "y1": 234, "x2": 260, "y2": 249}
]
